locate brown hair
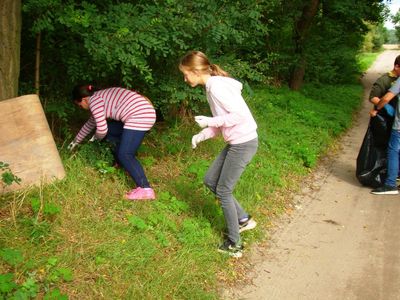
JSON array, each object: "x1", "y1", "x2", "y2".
[
  {"x1": 179, "y1": 51, "x2": 229, "y2": 77},
  {"x1": 71, "y1": 84, "x2": 98, "y2": 102},
  {"x1": 395, "y1": 55, "x2": 400, "y2": 67}
]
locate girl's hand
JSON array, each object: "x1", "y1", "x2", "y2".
[
  {"x1": 195, "y1": 116, "x2": 212, "y2": 128},
  {"x1": 191, "y1": 133, "x2": 206, "y2": 149},
  {"x1": 369, "y1": 109, "x2": 378, "y2": 117},
  {"x1": 67, "y1": 141, "x2": 78, "y2": 151}
]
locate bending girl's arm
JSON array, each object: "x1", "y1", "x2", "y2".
[
  {"x1": 90, "y1": 98, "x2": 108, "y2": 140},
  {"x1": 74, "y1": 116, "x2": 96, "y2": 143}
]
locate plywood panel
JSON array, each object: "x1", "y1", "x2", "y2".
[{"x1": 0, "y1": 94, "x2": 65, "y2": 192}]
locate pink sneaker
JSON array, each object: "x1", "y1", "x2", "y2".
[{"x1": 125, "y1": 187, "x2": 156, "y2": 200}]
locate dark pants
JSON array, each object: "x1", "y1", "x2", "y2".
[
  {"x1": 385, "y1": 129, "x2": 400, "y2": 187},
  {"x1": 106, "y1": 121, "x2": 150, "y2": 188}
]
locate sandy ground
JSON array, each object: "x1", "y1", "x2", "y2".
[{"x1": 222, "y1": 46, "x2": 400, "y2": 300}]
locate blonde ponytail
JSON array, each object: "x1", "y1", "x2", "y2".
[
  {"x1": 179, "y1": 51, "x2": 229, "y2": 77},
  {"x1": 210, "y1": 64, "x2": 229, "y2": 77}
]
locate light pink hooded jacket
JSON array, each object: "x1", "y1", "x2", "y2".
[{"x1": 199, "y1": 76, "x2": 258, "y2": 144}]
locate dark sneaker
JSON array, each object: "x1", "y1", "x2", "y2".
[
  {"x1": 218, "y1": 239, "x2": 243, "y2": 258},
  {"x1": 239, "y1": 216, "x2": 257, "y2": 233},
  {"x1": 371, "y1": 185, "x2": 399, "y2": 195}
]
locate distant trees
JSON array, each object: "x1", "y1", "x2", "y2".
[
  {"x1": 392, "y1": 8, "x2": 400, "y2": 43},
  {"x1": 386, "y1": 29, "x2": 398, "y2": 44},
  {"x1": 362, "y1": 23, "x2": 389, "y2": 51}
]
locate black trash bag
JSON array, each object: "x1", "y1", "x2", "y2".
[
  {"x1": 356, "y1": 118, "x2": 388, "y2": 188},
  {"x1": 370, "y1": 111, "x2": 393, "y2": 147}
]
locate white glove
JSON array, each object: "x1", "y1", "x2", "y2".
[
  {"x1": 67, "y1": 141, "x2": 78, "y2": 151},
  {"x1": 191, "y1": 133, "x2": 206, "y2": 149},
  {"x1": 89, "y1": 135, "x2": 96, "y2": 142},
  {"x1": 195, "y1": 116, "x2": 212, "y2": 128}
]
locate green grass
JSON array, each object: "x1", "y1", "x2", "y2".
[
  {"x1": 357, "y1": 51, "x2": 382, "y2": 72},
  {"x1": 0, "y1": 83, "x2": 363, "y2": 299}
]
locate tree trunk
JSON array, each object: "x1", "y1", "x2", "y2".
[
  {"x1": 290, "y1": 58, "x2": 306, "y2": 91},
  {"x1": 289, "y1": 0, "x2": 320, "y2": 91},
  {"x1": 0, "y1": 0, "x2": 21, "y2": 101},
  {"x1": 35, "y1": 32, "x2": 41, "y2": 96}
]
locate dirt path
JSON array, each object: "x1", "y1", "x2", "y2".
[{"x1": 222, "y1": 46, "x2": 400, "y2": 300}]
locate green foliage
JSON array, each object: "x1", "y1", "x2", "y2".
[
  {"x1": 21, "y1": 0, "x2": 271, "y2": 117},
  {"x1": 0, "y1": 248, "x2": 23, "y2": 267},
  {"x1": 0, "y1": 273, "x2": 18, "y2": 294},
  {"x1": 27, "y1": 219, "x2": 53, "y2": 244},
  {"x1": 357, "y1": 52, "x2": 382, "y2": 73},
  {"x1": 43, "y1": 289, "x2": 68, "y2": 300},
  {"x1": 186, "y1": 159, "x2": 210, "y2": 185},
  {"x1": 177, "y1": 218, "x2": 213, "y2": 246},
  {"x1": 77, "y1": 140, "x2": 115, "y2": 169},
  {"x1": 43, "y1": 96, "x2": 76, "y2": 142},
  {"x1": 30, "y1": 198, "x2": 61, "y2": 217},
  {"x1": 0, "y1": 254, "x2": 71, "y2": 299},
  {"x1": 155, "y1": 191, "x2": 190, "y2": 215},
  {"x1": 263, "y1": 0, "x2": 387, "y2": 85},
  {"x1": 127, "y1": 215, "x2": 148, "y2": 230},
  {"x1": 392, "y1": 9, "x2": 400, "y2": 42},
  {"x1": 386, "y1": 29, "x2": 399, "y2": 44},
  {"x1": 0, "y1": 162, "x2": 21, "y2": 188},
  {"x1": 19, "y1": 0, "x2": 387, "y2": 124},
  {"x1": 362, "y1": 22, "x2": 387, "y2": 52}
]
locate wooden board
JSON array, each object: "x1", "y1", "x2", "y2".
[{"x1": 0, "y1": 94, "x2": 65, "y2": 192}]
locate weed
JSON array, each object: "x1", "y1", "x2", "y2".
[
  {"x1": 0, "y1": 251, "x2": 71, "y2": 299},
  {"x1": 0, "y1": 162, "x2": 21, "y2": 190},
  {"x1": 30, "y1": 198, "x2": 61, "y2": 218},
  {"x1": 127, "y1": 215, "x2": 148, "y2": 230},
  {"x1": 0, "y1": 248, "x2": 23, "y2": 267}
]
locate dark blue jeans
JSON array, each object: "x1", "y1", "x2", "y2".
[
  {"x1": 385, "y1": 129, "x2": 400, "y2": 187},
  {"x1": 106, "y1": 121, "x2": 150, "y2": 188}
]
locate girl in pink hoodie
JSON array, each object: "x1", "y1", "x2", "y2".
[{"x1": 179, "y1": 51, "x2": 258, "y2": 258}]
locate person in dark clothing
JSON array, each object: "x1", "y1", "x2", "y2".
[{"x1": 368, "y1": 55, "x2": 400, "y2": 115}]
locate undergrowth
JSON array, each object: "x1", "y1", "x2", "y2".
[
  {"x1": 0, "y1": 83, "x2": 363, "y2": 299},
  {"x1": 357, "y1": 51, "x2": 382, "y2": 73}
]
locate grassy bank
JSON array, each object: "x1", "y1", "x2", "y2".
[
  {"x1": 0, "y1": 82, "x2": 364, "y2": 299},
  {"x1": 357, "y1": 51, "x2": 382, "y2": 72}
]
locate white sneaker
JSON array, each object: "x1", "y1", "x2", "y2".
[{"x1": 239, "y1": 217, "x2": 257, "y2": 233}]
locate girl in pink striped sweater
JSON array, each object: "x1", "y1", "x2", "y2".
[
  {"x1": 179, "y1": 51, "x2": 258, "y2": 258},
  {"x1": 68, "y1": 84, "x2": 156, "y2": 200}
]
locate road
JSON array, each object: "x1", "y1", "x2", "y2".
[{"x1": 222, "y1": 46, "x2": 400, "y2": 300}]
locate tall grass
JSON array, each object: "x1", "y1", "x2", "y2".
[
  {"x1": 0, "y1": 83, "x2": 363, "y2": 299},
  {"x1": 357, "y1": 51, "x2": 382, "y2": 73}
]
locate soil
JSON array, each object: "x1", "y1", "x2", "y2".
[{"x1": 222, "y1": 45, "x2": 400, "y2": 300}]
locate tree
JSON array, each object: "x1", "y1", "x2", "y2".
[
  {"x1": 0, "y1": 0, "x2": 21, "y2": 100},
  {"x1": 283, "y1": 0, "x2": 387, "y2": 88},
  {"x1": 392, "y1": 9, "x2": 400, "y2": 42},
  {"x1": 289, "y1": 0, "x2": 320, "y2": 91}
]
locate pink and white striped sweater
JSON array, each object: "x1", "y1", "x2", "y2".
[{"x1": 74, "y1": 88, "x2": 156, "y2": 144}]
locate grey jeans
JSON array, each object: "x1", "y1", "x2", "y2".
[{"x1": 204, "y1": 138, "x2": 258, "y2": 244}]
